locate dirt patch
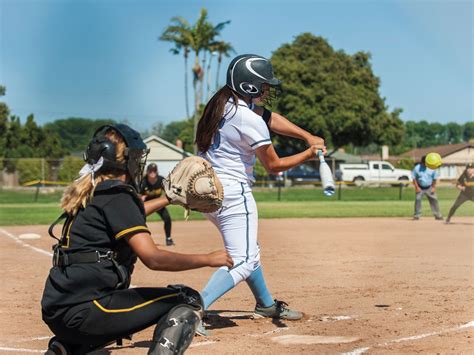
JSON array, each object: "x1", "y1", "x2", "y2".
[{"x1": 0, "y1": 217, "x2": 472, "y2": 354}]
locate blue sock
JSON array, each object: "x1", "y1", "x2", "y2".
[
  {"x1": 246, "y1": 266, "x2": 274, "y2": 307},
  {"x1": 201, "y1": 268, "x2": 235, "y2": 310}
]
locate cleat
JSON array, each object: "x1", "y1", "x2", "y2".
[
  {"x1": 166, "y1": 238, "x2": 175, "y2": 246},
  {"x1": 253, "y1": 299, "x2": 303, "y2": 320}
]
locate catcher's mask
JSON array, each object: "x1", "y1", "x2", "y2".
[
  {"x1": 83, "y1": 124, "x2": 149, "y2": 191},
  {"x1": 226, "y1": 54, "x2": 281, "y2": 106}
]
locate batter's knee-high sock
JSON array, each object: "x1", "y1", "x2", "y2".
[
  {"x1": 201, "y1": 268, "x2": 235, "y2": 310},
  {"x1": 246, "y1": 266, "x2": 274, "y2": 307}
]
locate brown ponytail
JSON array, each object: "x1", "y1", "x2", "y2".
[{"x1": 195, "y1": 86, "x2": 241, "y2": 153}]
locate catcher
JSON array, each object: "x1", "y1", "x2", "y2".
[{"x1": 41, "y1": 124, "x2": 232, "y2": 355}]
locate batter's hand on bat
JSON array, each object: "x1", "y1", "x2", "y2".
[
  {"x1": 207, "y1": 250, "x2": 234, "y2": 268},
  {"x1": 309, "y1": 144, "x2": 327, "y2": 158},
  {"x1": 307, "y1": 135, "x2": 325, "y2": 151}
]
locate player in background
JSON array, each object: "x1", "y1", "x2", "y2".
[
  {"x1": 41, "y1": 124, "x2": 232, "y2": 354},
  {"x1": 195, "y1": 54, "x2": 325, "y2": 335},
  {"x1": 141, "y1": 163, "x2": 175, "y2": 246},
  {"x1": 446, "y1": 163, "x2": 474, "y2": 224},
  {"x1": 412, "y1": 155, "x2": 443, "y2": 221}
]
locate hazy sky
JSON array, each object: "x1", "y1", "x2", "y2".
[{"x1": 1, "y1": 0, "x2": 472, "y2": 131}]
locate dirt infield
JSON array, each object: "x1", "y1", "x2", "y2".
[{"x1": 0, "y1": 217, "x2": 473, "y2": 354}]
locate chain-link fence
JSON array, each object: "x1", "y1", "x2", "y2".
[{"x1": 1, "y1": 157, "x2": 457, "y2": 201}]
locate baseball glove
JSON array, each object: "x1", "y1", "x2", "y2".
[{"x1": 163, "y1": 156, "x2": 224, "y2": 215}]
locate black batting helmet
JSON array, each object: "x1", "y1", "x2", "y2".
[{"x1": 226, "y1": 54, "x2": 281, "y2": 99}]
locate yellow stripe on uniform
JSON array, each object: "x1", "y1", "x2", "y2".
[
  {"x1": 93, "y1": 293, "x2": 179, "y2": 313},
  {"x1": 114, "y1": 226, "x2": 150, "y2": 239}
]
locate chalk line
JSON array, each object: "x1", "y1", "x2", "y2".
[
  {"x1": 343, "y1": 320, "x2": 474, "y2": 355},
  {"x1": 0, "y1": 228, "x2": 52, "y2": 257}
]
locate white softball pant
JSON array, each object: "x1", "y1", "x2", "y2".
[{"x1": 205, "y1": 178, "x2": 261, "y2": 285}]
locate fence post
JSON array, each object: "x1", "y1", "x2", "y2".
[
  {"x1": 338, "y1": 181, "x2": 342, "y2": 200},
  {"x1": 41, "y1": 158, "x2": 45, "y2": 187},
  {"x1": 277, "y1": 178, "x2": 282, "y2": 201},
  {"x1": 399, "y1": 183, "x2": 403, "y2": 200}
]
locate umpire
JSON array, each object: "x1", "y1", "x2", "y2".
[
  {"x1": 141, "y1": 163, "x2": 175, "y2": 246},
  {"x1": 412, "y1": 155, "x2": 443, "y2": 220}
]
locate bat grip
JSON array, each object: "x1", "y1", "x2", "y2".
[{"x1": 317, "y1": 150, "x2": 325, "y2": 162}]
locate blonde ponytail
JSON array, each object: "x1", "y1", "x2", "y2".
[{"x1": 60, "y1": 129, "x2": 127, "y2": 216}]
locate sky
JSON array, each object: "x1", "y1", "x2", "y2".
[{"x1": 0, "y1": 0, "x2": 472, "y2": 132}]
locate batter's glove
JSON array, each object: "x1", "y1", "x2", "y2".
[{"x1": 163, "y1": 156, "x2": 224, "y2": 216}]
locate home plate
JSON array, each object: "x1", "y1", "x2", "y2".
[
  {"x1": 271, "y1": 335, "x2": 359, "y2": 345},
  {"x1": 19, "y1": 233, "x2": 41, "y2": 240}
]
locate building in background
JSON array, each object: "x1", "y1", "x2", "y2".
[
  {"x1": 401, "y1": 142, "x2": 473, "y2": 180},
  {"x1": 143, "y1": 135, "x2": 192, "y2": 177}
]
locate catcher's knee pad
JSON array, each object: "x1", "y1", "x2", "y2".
[
  {"x1": 148, "y1": 304, "x2": 201, "y2": 355},
  {"x1": 45, "y1": 337, "x2": 73, "y2": 355},
  {"x1": 167, "y1": 284, "x2": 203, "y2": 311}
]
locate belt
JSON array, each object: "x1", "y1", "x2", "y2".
[{"x1": 54, "y1": 250, "x2": 114, "y2": 267}]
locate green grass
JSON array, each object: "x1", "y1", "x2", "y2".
[{"x1": 1, "y1": 187, "x2": 472, "y2": 225}]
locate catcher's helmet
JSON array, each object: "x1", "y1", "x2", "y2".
[
  {"x1": 226, "y1": 54, "x2": 281, "y2": 99},
  {"x1": 84, "y1": 124, "x2": 149, "y2": 191}
]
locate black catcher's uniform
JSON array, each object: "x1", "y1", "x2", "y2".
[
  {"x1": 141, "y1": 175, "x2": 173, "y2": 243},
  {"x1": 447, "y1": 168, "x2": 474, "y2": 222},
  {"x1": 41, "y1": 180, "x2": 200, "y2": 353}
]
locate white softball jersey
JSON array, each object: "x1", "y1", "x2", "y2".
[
  {"x1": 199, "y1": 98, "x2": 271, "y2": 184},
  {"x1": 199, "y1": 97, "x2": 272, "y2": 285}
]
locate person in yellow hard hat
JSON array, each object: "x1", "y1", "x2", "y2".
[
  {"x1": 425, "y1": 152, "x2": 442, "y2": 170},
  {"x1": 412, "y1": 155, "x2": 443, "y2": 220}
]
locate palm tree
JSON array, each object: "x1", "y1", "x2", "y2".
[
  {"x1": 213, "y1": 41, "x2": 235, "y2": 92},
  {"x1": 160, "y1": 8, "x2": 231, "y2": 153},
  {"x1": 160, "y1": 17, "x2": 192, "y2": 119}
]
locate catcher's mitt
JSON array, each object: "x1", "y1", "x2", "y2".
[{"x1": 163, "y1": 156, "x2": 224, "y2": 215}]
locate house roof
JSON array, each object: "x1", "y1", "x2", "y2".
[
  {"x1": 144, "y1": 135, "x2": 193, "y2": 157},
  {"x1": 400, "y1": 142, "x2": 472, "y2": 160}
]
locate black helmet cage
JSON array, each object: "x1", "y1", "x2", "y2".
[
  {"x1": 84, "y1": 124, "x2": 149, "y2": 191},
  {"x1": 226, "y1": 54, "x2": 282, "y2": 106}
]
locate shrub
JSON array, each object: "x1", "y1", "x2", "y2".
[{"x1": 57, "y1": 156, "x2": 84, "y2": 182}]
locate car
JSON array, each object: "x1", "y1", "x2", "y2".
[{"x1": 286, "y1": 164, "x2": 321, "y2": 185}]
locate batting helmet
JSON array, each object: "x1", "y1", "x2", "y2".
[
  {"x1": 425, "y1": 152, "x2": 442, "y2": 169},
  {"x1": 84, "y1": 124, "x2": 149, "y2": 191},
  {"x1": 226, "y1": 54, "x2": 281, "y2": 99}
]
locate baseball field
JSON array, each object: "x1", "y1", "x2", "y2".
[
  {"x1": 0, "y1": 190, "x2": 474, "y2": 355},
  {"x1": 0, "y1": 210, "x2": 473, "y2": 353}
]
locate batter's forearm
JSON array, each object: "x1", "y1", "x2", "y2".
[
  {"x1": 269, "y1": 112, "x2": 312, "y2": 142},
  {"x1": 268, "y1": 148, "x2": 314, "y2": 174}
]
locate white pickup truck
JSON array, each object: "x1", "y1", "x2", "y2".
[{"x1": 339, "y1": 161, "x2": 411, "y2": 185}]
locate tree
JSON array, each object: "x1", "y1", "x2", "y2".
[
  {"x1": 44, "y1": 117, "x2": 115, "y2": 153},
  {"x1": 213, "y1": 40, "x2": 234, "y2": 91},
  {"x1": 160, "y1": 17, "x2": 192, "y2": 118},
  {"x1": 0, "y1": 85, "x2": 9, "y2": 152},
  {"x1": 270, "y1": 33, "x2": 404, "y2": 156},
  {"x1": 160, "y1": 119, "x2": 194, "y2": 151},
  {"x1": 160, "y1": 8, "x2": 231, "y2": 153},
  {"x1": 463, "y1": 122, "x2": 474, "y2": 142}
]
